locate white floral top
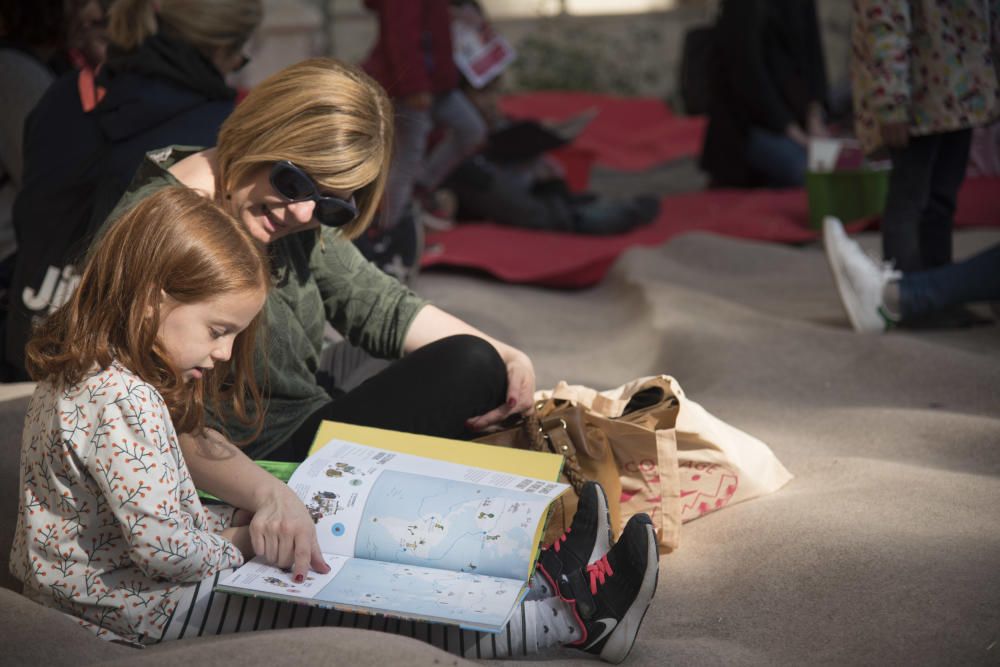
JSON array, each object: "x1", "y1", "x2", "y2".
[
  {"x1": 9, "y1": 362, "x2": 244, "y2": 645},
  {"x1": 852, "y1": 0, "x2": 999, "y2": 154}
]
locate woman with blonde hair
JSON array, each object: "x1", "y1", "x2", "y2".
[
  {"x1": 6, "y1": 0, "x2": 262, "y2": 376},
  {"x1": 103, "y1": 55, "x2": 536, "y2": 593}
]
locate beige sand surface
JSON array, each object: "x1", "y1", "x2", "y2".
[{"x1": 418, "y1": 229, "x2": 1000, "y2": 665}]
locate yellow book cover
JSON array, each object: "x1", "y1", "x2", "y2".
[{"x1": 310, "y1": 421, "x2": 563, "y2": 481}]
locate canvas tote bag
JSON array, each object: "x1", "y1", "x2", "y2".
[
  {"x1": 539, "y1": 375, "x2": 793, "y2": 551},
  {"x1": 474, "y1": 400, "x2": 628, "y2": 546}
]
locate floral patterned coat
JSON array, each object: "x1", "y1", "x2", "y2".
[
  {"x1": 8, "y1": 362, "x2": 243, "y2": 645},
  {"x1": 851, "y1": 0, "x2": 1000, "y2": 154}
]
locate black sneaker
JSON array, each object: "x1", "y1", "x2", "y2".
[
  {"x1": 561, "y1": 513, "x2": 659, "y2": 664},
  {"x1": 535, "y1": 481, "x2": 613, "y2": 598}
]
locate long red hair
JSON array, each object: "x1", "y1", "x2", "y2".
[{"x1": 26, "y1": 186, "x2": 270, "y2": 437}]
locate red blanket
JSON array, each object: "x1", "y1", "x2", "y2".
[
  {"x1": 499, "y1": 91, "x2": 706, "y2": 171},
  {"x1": 422, "y1": 178, "x2": 1000, "y2": 288}
]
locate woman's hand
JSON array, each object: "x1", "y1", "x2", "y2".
[
  {"x1": 250, "y1": 484, "x2": 330, "y2": 582},
  {"x1": 785, "y1": 122, "x2": 810, "y2": 147},
  {"x1": 466, "y1": 347, "x2": 536, "y2": 431},
  {"x1": 402, "y1": 305, "x2": 538, "y2": 431},
  {"x1": 221, "y1": 525, "x2": 254, "y2": 558}
]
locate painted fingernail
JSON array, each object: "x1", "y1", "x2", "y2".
[
  {"x1": 295, "y1": 574, "x2": 304, "y2": 583},
  {"x1": 507, "y1": 397, "x2": 516, "y2": 408}
]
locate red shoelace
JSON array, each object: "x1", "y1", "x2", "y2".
[
  {"x1": 551, "y1": 528, "x2": 572, "y2": 553},
  {"x1": 586, "y1": 555, "x2": 614, "y2": 595}
]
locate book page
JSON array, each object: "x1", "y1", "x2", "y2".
[
  {"x1": 219, "y1": 553, "x2": 525, "y2": 632},
  {"x1": 289, "y1": 440, "x2": 567, "y2": 581}
]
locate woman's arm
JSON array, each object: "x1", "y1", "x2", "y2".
[
  {"x1": 403, "y1": 304, "x2": 536, "y2": 430},
  {"x1": 179, "y1": 429, "x2": 330, "y2": 582}
]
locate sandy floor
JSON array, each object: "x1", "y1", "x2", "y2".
[{"x1": 417, "y1": 220, "x2": 1000, "y2": 665}]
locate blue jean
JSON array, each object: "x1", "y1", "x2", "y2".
[
  {"x1": 384, "y1": 90, "x2": 486, "y2": 228},
  {"x1": 900, "y1": 243, "x2": 1000, "y2": 320},
  {"x1": 883, "y1": 129, "x2": 973, "y2": 272},
  {"x1": 744, "y1": 127, "x2": 807, "y2": 188}
]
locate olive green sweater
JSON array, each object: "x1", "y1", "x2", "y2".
[{"x1": 106, "y1": 146, "x2": 427, "y2": 457}]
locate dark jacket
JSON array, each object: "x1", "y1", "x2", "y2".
[
  {"x1": 4, "y1": 34, "x2": 235, "y2": 378},
  {"x1": 699, "y1": 0, "x2": 828, "y2": 187},
  {"x1": 362, "y1": 0, "x2": 458, "y2": 99}
]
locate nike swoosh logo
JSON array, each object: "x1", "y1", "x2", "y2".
[{"x1": 584, "y1": 618, "x2": 618, "y2": 649}]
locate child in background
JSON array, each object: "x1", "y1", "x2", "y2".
[
  {"x1": 852, "y1": 0, "x2": 999, "y2": 274},
  {"x1": 359, "y1": 0, "x2": 487, "y2": 282},
  {"x1": 9, "y1": 187, "x2": 660, "y2": 659}
]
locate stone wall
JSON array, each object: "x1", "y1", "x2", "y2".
[{"x1": 237, "y1": 0, "x2": 853, "y2": 106}]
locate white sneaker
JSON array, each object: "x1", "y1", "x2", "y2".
[{"x1": 822, "y1": 216, "x2": 900, "y2": 333}]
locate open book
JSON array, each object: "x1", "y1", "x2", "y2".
[{"x1": 217, "y1": 422, "x2": 568, "y2": 633}]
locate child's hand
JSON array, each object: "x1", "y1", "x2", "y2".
[
  {"x1": 880, "y1": 122, "x2": 909, "y2": 149},
  {"x1": 250, "y1": 485, "x2": 330, "y2": 583}
]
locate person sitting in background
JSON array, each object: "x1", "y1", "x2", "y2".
[
  {"x1": 440, "y1": 0, "x2": 659, "y2": 235},
  {"x1": 445, "y1": 79, "x2": 660, "y2": 235},
  {"x1": 823, "y1": 217, "x2": 997, "y2": 333},
  {"x1": 699, "y1": 0, "x2": 829, "y2": 188},
  {"x1": 4, "y1": 0, "x2": 261, "y2": 380}
]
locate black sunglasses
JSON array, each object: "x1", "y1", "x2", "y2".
[{"x1": 269, "y1": 160, "x2": 358, "y2": 228}]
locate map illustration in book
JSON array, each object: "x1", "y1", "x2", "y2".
[{"x1": 217, "y1": 423, "x2": 568, "y2": 632}]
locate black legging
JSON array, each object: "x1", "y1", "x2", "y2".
[{"x1": 268, "y1": 335, "x2": 509, "y2": 462}]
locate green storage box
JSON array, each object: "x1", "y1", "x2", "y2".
[{"x1": 805, "y1": 168, "x2": 890, "y2": 229}]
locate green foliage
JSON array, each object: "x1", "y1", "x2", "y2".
[{"x1": 509, "y1": 17, "x2": 664, "y2": 95}]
